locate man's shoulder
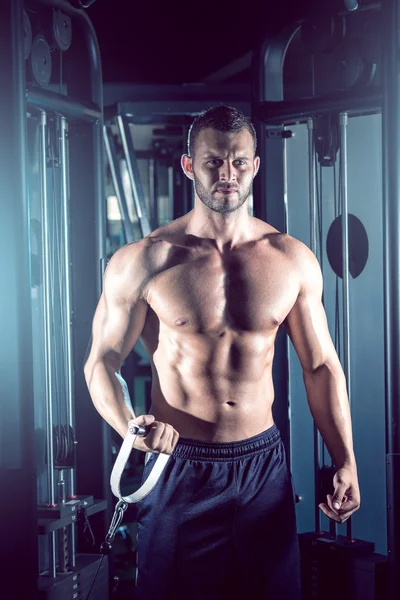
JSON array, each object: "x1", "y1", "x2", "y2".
[
  {"x1": 146, "y1": 215, "x2": 189, "y2": 245},
  {"x1": 262, "y1": 227, "x2": 315, "y2": 262},
  {"x1": 274, "y1": 234, "x2": 322, "y2": 291},
  {"x1": 107, "y1": 218, "x2": 188, "y2": 278}
]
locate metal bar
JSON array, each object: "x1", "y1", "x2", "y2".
[
  {"x1": 257, "y1": 88, "x2": 383, "y2": 126},
  {"x1": 39, "y1": 110, "x2": 57, "y2": 578},
  {"x1": 103, "y1": 125, "x2": 135, "y2": 244},
  {"x1": 307, "y1": 118, "x2": 317, "y2": 254},
  {"x1": 307, "y1": 117, "x2": 323, "y2": 534},
  {"x1": 339, "y1": 114, "x2": 351, "y2": 400},
  {"x1": 59, "y1": 115, "x2": 77, "y2": 567},
  {"x1": 149, "y1": 158, "x2": 157, "y2": 229},
  {"x1": 60, "y1": 116, "x2": 74, "y2": 476},
  {"x1": 339, "y1": 112, "x2": 353, "y2": 543},
  {"x1": 116, "y1": 115, "x2": 151, "y2": 237},
  {"x1": 382, "y1": 0, "x2": 400, "y2": 596},
  {"x1": 168, "y1": 165, "x2": 174, "y2": 226},
  {"x1": 27, "y1": 86, "x2": 101, "y2": 122},
  {"x1": 94, "y1": 120, "x2": 106, "y2": 297}
]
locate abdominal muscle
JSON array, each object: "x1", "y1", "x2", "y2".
[{"x1": 144, "y1": 325, "x2": 278, "y2": 442}]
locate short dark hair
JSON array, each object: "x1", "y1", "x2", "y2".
[{"x1": 187, "y1": 105, "x2": 257, "y2": 157}]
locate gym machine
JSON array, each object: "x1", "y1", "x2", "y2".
[
  {"x1": 1, "y1": 1, "x2": 111, "y2": 598},
  {"x1": 253, "y1": 1, "x2": 398, "y2": 599}
]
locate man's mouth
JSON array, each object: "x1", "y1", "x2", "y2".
[{"x1": 216, "y1": 188, "x2": 238, "y2": 194}]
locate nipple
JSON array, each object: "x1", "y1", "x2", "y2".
[{"x1": 175, "y1": 317, "x2": 188, "y2": 326}]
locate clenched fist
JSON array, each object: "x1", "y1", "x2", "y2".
[{"x1": 128, "y1": 414, "x2": 179, "y2": 455}]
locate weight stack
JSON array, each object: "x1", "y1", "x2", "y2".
[
  {"x1": 38, "y1": 554, "x2": 108, "y2": 600},
  {"x1": 299, "y1": 532, "x2": 387, "y2": 600}
]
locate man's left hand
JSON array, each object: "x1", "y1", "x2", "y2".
[{"x1": 319, "y1": 467, "x2": 360, "y2": 523}]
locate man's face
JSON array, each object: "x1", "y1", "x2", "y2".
[{"x1": 187, "y1": 128, "x2": 259, "y2": 214}]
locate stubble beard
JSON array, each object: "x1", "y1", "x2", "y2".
[{"x1": 193, "y1": 172, "x2": 251, "y2": 214}]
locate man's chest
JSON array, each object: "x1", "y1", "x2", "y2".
[{"x1": 146, "y1": 247, "x2": 300, "y2": 334}]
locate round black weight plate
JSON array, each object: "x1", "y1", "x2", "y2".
[
  {"x1": 24, "y1": 9, "x2": 32, "y2": 60},
  {"x1": 301, "y1": 14, "x2": 336, "y2": 55},
  {"x1": 333, "y1": 38, "x2": 365, "y2": 89},
  {"x1": 53, "y1": 9, "x2": 72, "y2": 52},
  {"x1": 31, "y1": 35, "x2": 52, "y2": 86},
  {"x1": 326, "y1": 214, "x2": 369, "y2": 279}
]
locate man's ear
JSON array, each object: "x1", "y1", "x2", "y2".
[
  {"x1": 181, "y1": 154, "x2": 194, "y2": 180},
  {"x1": 253, "y1": 156, "x2": 260, "y2": 178}
]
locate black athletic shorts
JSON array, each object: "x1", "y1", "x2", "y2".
[{"x1": 135, "y1": 424, "x2": 301, "y2": 600}]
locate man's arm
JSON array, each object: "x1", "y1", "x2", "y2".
[
  {"x1": 84, "y1": 243, "x2": 149, "y2": 437},
  {"x1": 84, "y1": 242, "x2": 178, "y2": 453},
  {"x1": 285, "y1": 241, "x2": 360, "y2": 522}
]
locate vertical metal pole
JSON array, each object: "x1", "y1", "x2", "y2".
[
  {"x1": 307, "y1": 118, "x2": 317, "y2": 255},
  {"x1": 59, "y1": 115, "x2": 77, "y2": 567},
  {"x1": 168, "y1": 165, "x2": 174, "y2": 226},
  {"x1": 116, "y1": 115, "x2": 151, "y2": 237},
  {"x1": 149, "y1": 158, "x2": 157, "y2": 229},
  {"x1": 339, "y1": 113, "x2": 351, "y2": 400},
  {"x1": 103, "y1": 124, "x2": 135, "y2": 244},
  {"x1": 153, "y1": 158, "x2": 159, "y2": 228},
  {"x1": 382, "y1": 1, "x2": 400, "y2": 597},
  {"x1": 308, "y1": 117, "x2": 323, "y2": 534},
  {"x1": 39, "y1": 110, "x2": 57, "y2": 578},
  {"x1": 339, "y1": 112, "x2": 353, "y2": 543}
]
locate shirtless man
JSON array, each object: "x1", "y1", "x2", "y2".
[{"x1": 84, "y1": 105, "x2": 360, "y2": 600}]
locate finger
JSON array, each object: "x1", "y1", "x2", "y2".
[
  {"x1": 161, "y1": 424, "x2": 177, "y2": 454},
  {"x1": 319, "y1": 502, "x2": 347, "y2": 523},
  {"x1": 332, "y1": 482, "x2": 349, "y2": 511},
  {"x1": 319, "y1": 501, "x2": 358, "y2": 523},
  {"x1": 327, "y1": 494, "x2": 340, "y2": 515},
  {"x1": 171, "y1": 429, "x2": 180, "y2": 452},
  {"x1": 162, "y1": 425, "x2": 175, "y2": 454},
  {"x1": 145, "y1": 422, "x2": 166, "y2": 450},
  {"x1": 129, "y1": 414, "x2": 155, "y2": 429},
  {"x1": 328, "y1": 493, "x2": 359, "y2": 517}
]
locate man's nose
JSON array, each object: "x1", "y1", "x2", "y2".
[{"x1": 219, "y1": 162, "x2": 236, "y2": 182}]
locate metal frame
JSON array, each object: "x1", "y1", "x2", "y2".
[
  {"x1": 1, "y1": 0, "x2": 109, "y2": 593},
  {"x1": 253, "y1": 2, "x2": 399, "y2": 598},
  {"x1": 382, "y1": 1, "x2": 400, "y2": 597},
  {"x1": 0, "y1": 0, "x2": 37, "y2": 595}
]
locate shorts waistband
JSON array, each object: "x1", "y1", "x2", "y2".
[{"x1": 172, "y1": 424, "x2": 281, "y2": 461}]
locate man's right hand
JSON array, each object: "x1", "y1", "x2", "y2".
[{"x1": 128, "y1": 414, "x2": 179, "y2": 455}]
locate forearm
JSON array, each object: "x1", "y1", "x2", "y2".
[
  {"x1": 84, "y1": 359, "x2": 136, "y2": 438},
  {"x1": 303, "y1": 361, "x2": 356, "y2": 471}
]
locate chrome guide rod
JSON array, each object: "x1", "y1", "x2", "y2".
[
  {"x1": 39, "y1": 110, "x2": 57, "y2": 578},
  {"x1": 60, "y1": 115, "x2": 77, "y2": 566},
  {"x1": 339, "y1": 113, "x2": 351, "y2": 401}
]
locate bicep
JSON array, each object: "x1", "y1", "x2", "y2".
[
  {"x1": 87, "y1": 245, "x2": 149, "y2": 371},
  {"x1": 89, "y1": 291, "x2": 148, "y2": 370},
  {"x1": 284, "y1": 249, "x2": 338, "y2": 373},
  {"x1": 285, "y1": 292, "x2": 337, "y2": 373}
]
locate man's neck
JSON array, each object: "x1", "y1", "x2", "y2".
[{"x1": 185, "y1": 202, "x2": 253, "y2": 252}]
